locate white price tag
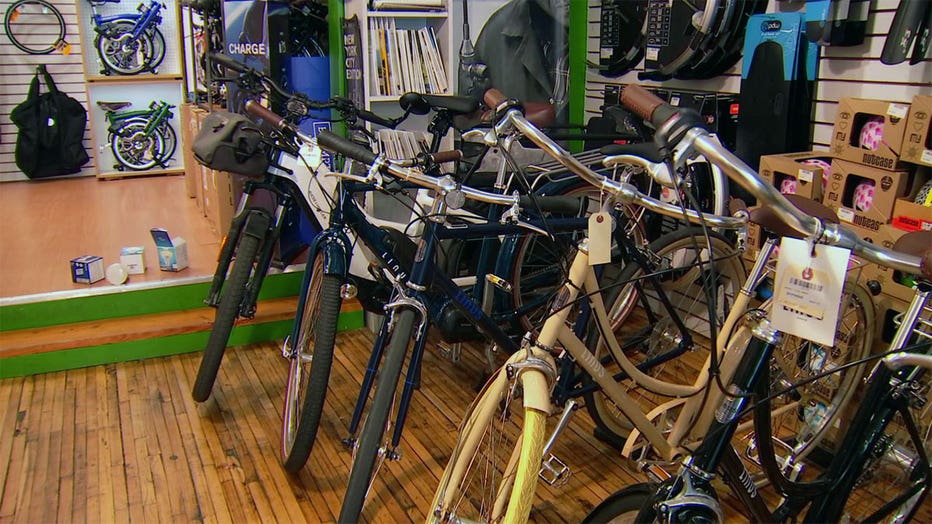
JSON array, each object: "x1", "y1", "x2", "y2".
[
  {"x1": 646, "y1": 47, "x2": 659, "y2": 61},
  {"x1": 771, "y1": 238, "x2": 850, "y2": 347},
  {"x1": 887, "y1": 103, "x2": 909, "y2": 120},
  {"x1": 797, "y1": 168, "x2": 814, "y2": 183},
  {"x1": 837, "y1": 207, "x2": 855, "y2": 223},
  {"x1": 588, "y1": 212, "x2": 612, "y2": 265},
  {"x1": 921, "y1": 149, "x2": 932, "y2": 165}
]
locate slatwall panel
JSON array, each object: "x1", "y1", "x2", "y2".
[
  {"x1": 585, "y1": 0, "x2": 931, "y2": 151},
  {"x1": 1, "y1": 0, "x2": 96, "y2": 182}
]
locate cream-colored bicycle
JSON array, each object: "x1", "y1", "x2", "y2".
[{"x1": 428, "y1": 89, "x2": 876, "y2": 523}]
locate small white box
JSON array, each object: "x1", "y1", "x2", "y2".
[
  {"x1": 70, "y1": 255, "x2": 105, "y2": 284},
  {"x1": 151, "y1": 229, "x2": 189, "y2": 272},
  {"x1": 120, "y1": 246, "x2": 146, "y2": 274}
]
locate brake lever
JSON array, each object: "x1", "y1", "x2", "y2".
[{"x1": 500, "y1": 197, "x2": 552, "y2": 239}]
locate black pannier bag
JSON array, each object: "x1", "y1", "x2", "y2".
[
  {"x1": 192, "y1": 111, "x2": 269, "y2": 177},
  {"x1": 10, "y1": 65, "x2": 90, "y2": 178}
]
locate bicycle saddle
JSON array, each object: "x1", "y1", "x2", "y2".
[
  {"x1": 749, "y1": 193, "x2": 839, "y2": 239},
  {"x1": 97, "y1": 101, "x2": 132, "y2": 111},
  {"x1": 599, "y1": 142, "x2": 665, "y2": 164}
]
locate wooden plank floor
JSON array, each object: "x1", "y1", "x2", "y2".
[{"x1": 2, "y1": 328, "x2": 927, "y2": 523}]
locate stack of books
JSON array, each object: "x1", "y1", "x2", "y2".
[
  {"x1": 369, "y1": 18, "x2": 448, "y2": 96},
  {"x1": 377, "y1": 128, "x2": 430, "y2": 160}
]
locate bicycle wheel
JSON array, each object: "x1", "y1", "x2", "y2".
[
  {"x1": 110, "y1": 120, "x2": 165, "y2": 170},
  {"x1": 156, "y1": 121, "x2": 177, "y2": 164},
  {"x1": 582, "y1": 483, "x2": 654, "y2": 523},
  {"x1": 192, "y1": 214, "x2": 265, "y2": 402},
  {"x1": 429, "y1": 354, "x2": 550, "y2": 523},
  {"x1": 755, "y1": 280, "x2": 874, "y2": 466},
  {"x1": 96, "y1": 22, "x2": 158, "y2": 75},
  {"x1": 510, "y1": 181, "x2": 643, "y2": 333},
  {"x1": 145, "y1": 28, "x2": 166, "y2": 70},
  {"x1": 281, "y1": 252, "x2": 342, "y2": 472},
  {"x1": 584, "y1": 228, "x2": 744, "y2": 443},
  {"x1": 339, "y1": 308, "x2": 417, "y2": 523},
  {"x1": 4, "y1": 0, "x2": 65, "y2": 55}
]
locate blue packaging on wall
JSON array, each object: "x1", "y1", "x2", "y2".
[{"x1": 287, "y1": 55, "x2": 333, "y2": 168}]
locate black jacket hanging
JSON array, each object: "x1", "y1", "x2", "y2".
[{"x1": 10, "y1": 65, "x2": 90, "y2": 179}]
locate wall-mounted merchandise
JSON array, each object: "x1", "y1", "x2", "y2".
[
  {"x1": 3, "y1": 0, "x2": 73, "y2": 55},
  {"x1": 880, "y1": 0, "x2": 931, "y2": 65},
  {"x1": 76, "y1": 0, "x2": 184, "y2": 79},
  {"x1": 86, "y1": 81, "x2": 185, "y2": 178},
  {"x1": 804, "y1": 0, "x2": 870, "y2": 47}
]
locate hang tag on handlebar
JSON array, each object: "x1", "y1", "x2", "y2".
[
  {"x1": 771, "y1": 238, "x2": 849, "y2": 348},
  {"x1": 588, "y1": 212, "x2": 612, "y2": 265}
]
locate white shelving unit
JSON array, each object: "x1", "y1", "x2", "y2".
[{"x1": 344, "y1": 1, "x2": 455, "y2": 127}]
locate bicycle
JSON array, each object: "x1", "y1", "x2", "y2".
[
  {"x1": 97, "y1": 99, "x2": 177, "y2": 171},
  {"x1": 585, "y1": 85, "x2": 932, "y2": 523},
  {"x1": 3, "y1": 0, "x2": 69, "y2": 55},
  {"x1": 87, "y1": 0, "x2": 166, "y2": 76}
]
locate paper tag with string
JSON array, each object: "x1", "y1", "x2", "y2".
[
  {"x1": 771, "y1": 237, "x2": 849, "y2": 347},
  {"x1": 588, "y1": 211, "x2": 612, "y2": 265}
]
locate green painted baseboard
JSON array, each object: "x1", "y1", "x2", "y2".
[{"x1": 0, "y1": 309, "x2": 364, "y2": 379}]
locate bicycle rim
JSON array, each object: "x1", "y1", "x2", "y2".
[
  {"x1": 4, "y1": 0, "x2": 65, "y2": 55},
  {"x1": 430, "y1": 365, "x2": 549, "y2": 523},
  {"x1": 110, "y1": 121, "x2": 164, "y2": 170},
  {"x1": 96, "y1": 22, "x2": 157, "y2": 75}
]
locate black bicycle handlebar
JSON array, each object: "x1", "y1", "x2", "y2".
[{"x1": 317, "y1": 130, "x2": 378, "y2": 166}]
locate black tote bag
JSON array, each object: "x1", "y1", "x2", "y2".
[{"x1": 10, "y1": 65, "x2": 90, "y2": 178}]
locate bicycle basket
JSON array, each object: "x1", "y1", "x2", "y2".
[{"x1": 192, "y1": 111, "x2": 269, "y2": 177}]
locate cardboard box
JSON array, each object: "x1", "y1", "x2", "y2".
[
  {"x1": 891, "y1": 197, "x2": 932, "y2": 232},
  {"x1": 204, "y1": 170, "x2": 246, "y2": 240},
  {"x1": 873, "y1": 292, "x2": 913, "y2": 348},
  {"x1": 831, "y1": 97, "x2": 911, "y2": 171},
  {"x1": 759, "y1": 151, "x2": 832, "y2": 201},
  {"x1": 823, "y1": 159, "x2": 914, "y2": 232},
  {"x1": 119, "y1": 246, "x2": 146, "y2": 274},
  {"x1": 845, "y1": 223, "x2": 915, "y2": 303},
  {"x1": 901, "y1": 94, "x2": 932, "y2": 167},
  {"x1": 180, "y1": 104, "x2": 198, "y2": 199},
  {"x1": 194, "y1": 110, "x2": 209, "y2": 214},
  {"x1": 70, "y1": 255, "x2": 105, "y2": 284},
  {"x1": 151, "y1": 228, "x2": 189, "y2": 271}
]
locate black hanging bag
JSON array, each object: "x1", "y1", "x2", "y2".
[{"x1": 10, "y1": 65, "x2": 90, "y2": 178}]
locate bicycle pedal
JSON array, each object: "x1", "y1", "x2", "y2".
[
  {"x1": 341, "y1": 437, "x2": 356, "y2": 451},
  {"x1": 437, "y1": 342, "x2": 462, "y2": 363},
  {"x1": 539, "y1": 453, "x2": 571, "y2": 486}
]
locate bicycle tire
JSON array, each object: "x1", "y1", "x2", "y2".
[
  {"x1": 192, "y1": 220, "x2": 263, "y2": 402},
  {"x1": 4, "y1": 0, "x2": 65, "y2": 55},
  {"x1": 584, "y1": 227, "x2": 744, "y2": 444},
  {"x1": 754, "y1": 280, "x2": 874, "y2": 466},
  {"x1": 95, "y1": 22, "x2": 159, "y2": 75},
  {"x1": 582, "y1": 482, "x2": 654, "y2": 523},
  {"x1": 157, "y1": 121, "x2": 177, "y2": 164},
  {"x1": 281, "y1": 252, "x2": 342, "y2": 472},
  {"x1": 339, "y1": 308, "x2": 417, "y2": 523},
  {"x1": 110, "y1": 120, "x2": 165, "y2": 170},
  {"x1": 428, "y1": 357, "x2": 550, "y2": 523}
]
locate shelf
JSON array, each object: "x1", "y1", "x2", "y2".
[
  {"x1": 97, "y1": 168, "x2": 185, "y2": 180},
  {"x1": 86, "y1": 74, "x2": 185, "y2": 84},
  {"x1": 367, "y1": 10, "x2": 448, "y2": 19}
]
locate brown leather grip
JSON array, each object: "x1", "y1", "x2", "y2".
[
  {"x1": 244, "y1": 100, "x2": 285, "y2": 129},
  {"x1": 429, "y1": 150, "x2": 463, "y2": 163},
  {"x1": 483, "y1": 88, "x2": 507, "y2": 108},
  {"x1": 620, "y1": 84, "x2": 665, "y2": 122}
]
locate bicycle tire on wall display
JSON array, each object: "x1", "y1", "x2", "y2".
[{"x1": 3, "y1": 0, "x2": 68, "y2": 54}]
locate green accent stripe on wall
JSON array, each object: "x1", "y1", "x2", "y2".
[
  {"x1": 0, "y1": 309, "x2": 364, "y2": 379},
  {"x1": 0, "y1": 271, "x2": 305, "y2": 332},
  {"x1": 568, "y1": 0, "x2": 587, "y2": 153}
]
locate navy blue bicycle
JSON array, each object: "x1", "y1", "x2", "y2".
[{"x1": 88, "y1": 0, "x2": 166, "y2": 75}]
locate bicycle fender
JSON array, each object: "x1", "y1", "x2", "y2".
[{"x1": 309, "y1": 231, "x2": 350, "y2": 277}]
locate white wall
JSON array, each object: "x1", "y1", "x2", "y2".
[
  {"x1": 584, "y1": 0, "x2": 931, "y2": 150},
  {"x1": 1, "y1": 0, "x2": 97, "y2": 182}
]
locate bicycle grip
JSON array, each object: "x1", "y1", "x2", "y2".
[
  {"x1": 209, "y1": 53, "x2": 248, "y2": 74},
  {"x1": 519, "y1": 195, "x2": 588, "y2": 216},
  {"x1": 483, "y1": 88, "x2": 507, "y2": 108},
  {"x1": 429, "y1": 150, "x2": 462, "y2": 164},
  {"x1": 620, "y1": 84, "x2": 676, "y2": 129},
  {"x1": 244, "y1": 100, "x2": 285, "y2": 129},
  {"x1": 357, "y1": 108, "x2": 396, "y2": 128},
  {"x1": 317, "y1": 130, "x2": 378, "y2": 166}
]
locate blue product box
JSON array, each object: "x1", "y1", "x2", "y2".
[{"x1": 71, "y1": 255, "x2": 105, "y2": 284}]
